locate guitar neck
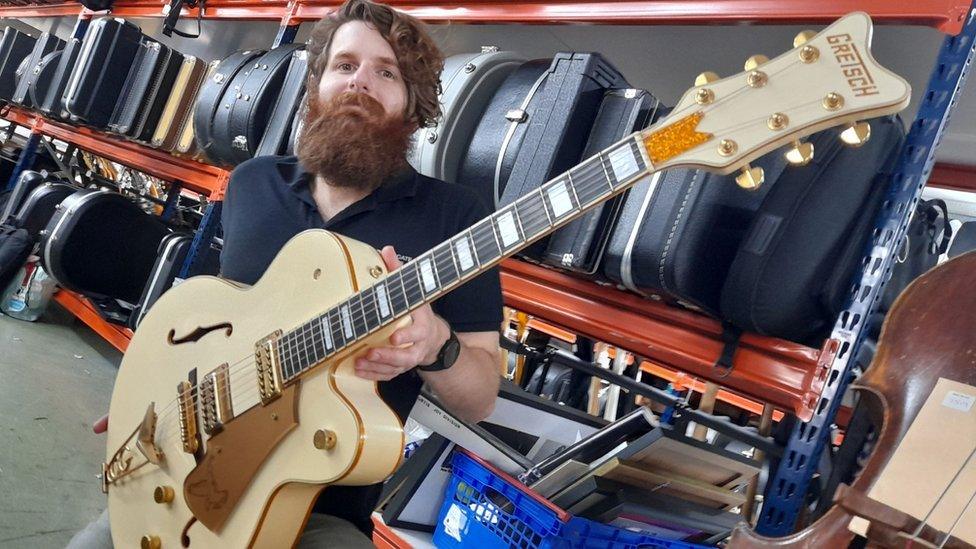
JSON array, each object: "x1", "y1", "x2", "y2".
[{"x1": 276, "y1": 131, "x2": 657, "y2": 381}]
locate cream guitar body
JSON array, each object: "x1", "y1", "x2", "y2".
[{"x1": 105, "y1": 230, "x2": 405, "y2": 548}]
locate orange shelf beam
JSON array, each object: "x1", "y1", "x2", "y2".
[
  {"x1": 928, "y1": 162, "x2": 976, "y2": 193},
  {"x1": 53, "y1": 290, "x2": 132, "y2": 353},
  {"x1": 0, "y1": 107, "x2": 230, "y2": 198},
  {"x1": 500, "y1": 259, "x2": 830, "y2": 422}
]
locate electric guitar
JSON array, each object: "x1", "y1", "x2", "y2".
[{"x1": 104, "y1": 12, "x2": 910, "y2": 548}]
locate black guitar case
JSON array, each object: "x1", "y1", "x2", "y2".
[
  {"x1": 115, "y1": 40, "x2": 185, "y2": 141},
  {"x1": 27, "y1": 50, "x2": 62, "y2": 109},
  {"x1": 286, "y1": 91, "x2": 306, "y2": 156},
  {"x1": 40, "y1": 189, "x2": 171, "y2": 304},
  {"x1": 63, "y1": 17, "x2": 143, "y2": 128},
  {"x1": 127, "y1": 233, "x2": 191, "y2": 330},
  {"x1": 255, "y1": 48, "x2": 308, "y2": 157},
  {"x1": 458, "y1": 58, "x2": 551, "y2": 210},
  {"x1": 208, "y1": 43, "x2": 303, "y2": 166},
  {"x1": 38, "y1": 33, "x2": 81, "y2": 121},
  {"x1": 193, "y1": 49, "x2": 265, "y2": 164},
  {"x1": 14, "y1": 181, "x2": 76, "y2": 237},
  {"x1": 541, "y1": 88, "x2": 661, "y2": 274},
  {"x1": 0, "y1": 27, "x2": 37, "y2": 102},
  {"x1": 12, "y1": 31, "x2": 64, "y2": 108}
]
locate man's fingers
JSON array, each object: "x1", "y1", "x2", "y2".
[
  {"x1": 93, "y1": 413, "x2": 109, "y2": 434},
  {"x1": 355, "y1": 358, "x2": 404, "y2": 381},
  {"x1": 365, "y1": 347, "x2": 420, "y2": 368},
  {"x1": 380, "y1": 246, "x2": 402, "y2": 272}
]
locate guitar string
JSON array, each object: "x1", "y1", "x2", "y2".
[{"x1": 911, "y1": 442, "x2": 976, "y2": 543}]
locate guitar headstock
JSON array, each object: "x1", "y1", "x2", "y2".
[{"x1": 641, "y1": 12, "x2": 910, "y2": 187}]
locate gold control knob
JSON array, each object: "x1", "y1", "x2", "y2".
[
  {"x1": 368, "y1": 265, "x2": 383, "y2": 278},
  {"x1": 840, "y1": 121, "x2": 871, "y2": 147},
  {"x1": 154, "y1": 485, "x2": 175, "y2": 504},
  {"x1": 141, "y1": 535, "x2": 161, "y2": 549},
  {"x1": 736, "y1": 166, "x2": 765, "y2": 190},
  {"x1": 744, "y1": 55, "x2": 769, "y2": 71},
  {"x1": 784, "y1": 140, "x2": 815, "y2": 166},
  {"x1": 793, "y1": 30, "x2": 817, "y2": 47},
  {"x1": 314, "y1": 429, "x2": 337, "y2": 450},
  {"x1": 694, "y1": 71, "x2": 720, "y2": 86}
]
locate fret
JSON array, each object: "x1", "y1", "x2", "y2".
[
  {"x1": 388, "y1": 272, "x2": 409, "y2": 316},
  {"x1": 308, "y1": 320, "x2": 325, "y2": 363},
  {"x1": 514, "y1": 189, "x2": 550, "y2": 241},
  {"x1": 453, "y1": 232, "x2": 478, "y2": 274},
  {"x1": 572, "y1": 158, "x2": 608, "y2": 206},
  {"x1": 374, "y1": 281, "x2": 393, "y2": 320},
  {"x1": 536, "y1": 187, "x2": 554, "y2": 226},
  {"x1": 494, "y1": 206, "x2": 523, "y2": 250},
  {"x1": 434, "y1": 242, "x2": 460, "y2": 288},
  {"x1": 279, "y1": 334, "x2": 293, "y2": 378},
  {"x1": 630, "y1": 136, "x2": 651, "y2": 174},
  {"x1": 284, "y1": 332, "x2": 299, "y2": 378},
  {"x1": 417, "y1": 254, "x2": 440, "y2": 295},
  {"x1": 599, "y1": 153, "x2": 616, "y2": 192},
  {"x1": 297, "y1": 324, "x2": 311, "y2": 372},
  {"x1": 400, "y1": 262, "x2": 425, "y2": 305},
  {"x1": 360, "y1": 287, "x2": 381, "y2": 333},
  {"x1": 542, "y1": 177, "x2": 579, "y2": 223},
  {"x1": 471, "y1": 220, "x2": 501, "y2": 266},
  {"x1": 348, "y1": 294, "x2": 367, "y2": 338}
]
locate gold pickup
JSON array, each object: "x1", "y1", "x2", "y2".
[
  {"x1": 177, "y1": 380, "x2": 199, "y2": 454},
  {"x1": 255, "y1": 330, "x2": 284, "y2": 405},
  {"x1": 201, "y1": 363, "x2": 234, "y2": 434}
]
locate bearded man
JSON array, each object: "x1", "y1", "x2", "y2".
[{"x1": 219, "y1": 0, "x2": 503, "y2": 545}]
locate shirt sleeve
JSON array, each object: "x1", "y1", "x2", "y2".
[{"x1": 431, "y1": 196, "x2": 504, "y2": 334}]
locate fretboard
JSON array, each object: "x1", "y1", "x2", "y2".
[{"x1": 275, "y1": 134, "x2": 652, "y2": 381}]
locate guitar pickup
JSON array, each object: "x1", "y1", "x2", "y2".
[
  {"x1": 177, "y1": 380, "x2": 199, "y2": 454},
  {"x1": 255, "y1": 330, "x2": 284, "y2": 405},
  {"x1": 201, "y1": 363, "x2": 234, "y2": 435}
]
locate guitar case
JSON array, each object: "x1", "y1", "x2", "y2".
[
  {"x1": 176, "y1": 60, "x2": 218, "y2": 158},
  {"x1": 38, "y1": 32, "x2": 81, "y2": 121},
  {"x1": 127, "y1": 233, "x2": 190, "y2": 330},
  {"x1": 541, "y1": 88, "x2": 662, "y2": 274},
  {"x1": 1, "y1": 170, "x2": 48, "y2": 224},
  {"x1": 27, "y1": 50, "x2": 62, "y2": 109},
  {"x1": 458, "y1": 58, "x2": 550, "y2": 210},
  {"x1": 40, "y1": 189, "x2": 171, "y2": 305},
  {"x1": 193, "y1": 49, "x2": 265, "y2": 163},
  {"x1": 12, "y1": 31, "x2": 64, "y2": 108},
  {"x1": 255, "y1": 48, "x2": 308, "y2": 158},
  {"x1": 409, "y1": 48, "x2": 525, "y2": 183},
  {"x1": 0, "y1": 27, "x2": 37, "y2": 102},
  {"x1": 63, "y1": 17, "x2": 143, "y2": 129},
  {"x1": 109, "y1": 40, "x2": 184, "y2": 141},
  {"x1": 152, "y1": 55, "x2": 207, "y2": 151},
  {"x1": 13, "y1": 181, "x2": 76, "y2": 237},
  {"x1": 208, "y1": 43, "x2": 304, "y2": 166},
  {"x1": 285, "y1": 91, "x2": 306, "y2": 156}
]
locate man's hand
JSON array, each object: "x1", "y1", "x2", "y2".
[{"x1": 354, "y1": 246, "x2": 451, "y2": 381}]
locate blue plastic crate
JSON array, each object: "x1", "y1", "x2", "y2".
[{"x1": 433, "y1": 451, "x2": 712, "y2": 549}]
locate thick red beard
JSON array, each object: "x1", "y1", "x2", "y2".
[{"x1": 296, "y1": 91, "x2": 415, "y2": 191}]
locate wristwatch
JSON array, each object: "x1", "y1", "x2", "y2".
[{"x1": 418, "y1": 329, "x2": 461, "y2": 372}]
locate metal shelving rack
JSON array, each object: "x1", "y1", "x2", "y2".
[{"x1": 1, "y1": 0, "x2": 973, "y2": 536}]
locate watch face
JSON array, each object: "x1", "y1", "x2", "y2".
[{"x1": 443, "y1": 336, "x2": 461, "y2": 367}]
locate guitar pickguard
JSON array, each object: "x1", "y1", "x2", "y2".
[{"x1": 183, "y1": 385, "x2": 300, "y2": 532}]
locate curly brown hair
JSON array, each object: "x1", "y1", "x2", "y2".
[{"x1": 306, "y1": 0, "x2": 443, "y2": 129}]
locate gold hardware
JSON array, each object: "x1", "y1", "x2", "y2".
[
  {"x1": 840, "y1": 121, "x2": 871, "y2": 147},
  {"x1": 823, "y1": 92, "x2": 844, "y2": 111},
  {"x1": 255, "y1": 330, "x2": 285, "y2": 404},
  {"x1": 767, "y1": 113, "x2": 789, "y2": 131},
  {"x1": 695, "y1": 88, "x2": 714, "y2": 105},
  {"x1": 271, "y1": 413, "x2": 279, "y2": 421},
  {"x1": 314, "y1": 429, "x2": 337, "y2": 450},
  {"x1": 368, "y1": 266, "x2": 383, "y2": 278},
  {"x1": 793, "y1": 30, "x2": 817, "y2": 47},
  {"x1": 154, "y1": 485, "x2": 175, "y2": 504},
  {"x1": 747, "y1": 71, "x2": 768, "y2": 88},
  {"x1": 717, "y1": 139, "x2": 738, "y2": 157},
  {"x1": 643, "y1": 112, "x2": 713, "y2": 164},
  {"x1": 136, "y1": 403, "x2": 163, "y2": 465},
  {"x1": 784, "y1": 140, "x2": 815, "y2": 166},
  {"x1": 694, "y1": 71, "x2": 719, "y2": 86},
  {"x1": 177, "y1": 381, "x2": 199, "y2": 454},
  {"x1": 743, "y1": 55, "x2": 768, "y2": 71},
  {"x1": 799, "y1": 45, "x2": 819, "y2": 63},
  {"x1": 202, "y1": 364, "x2": 234, "y2": 435},
  {"x1": 141, "y1": 535, "x2": 161, "y2": 549},
  {"x1": 736, "y1": 165, "x2": 765, "y2": 190}
]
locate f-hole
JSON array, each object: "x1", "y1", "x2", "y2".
[{"x1": 168, "y1": 323, "x2": 234, "y2": 345}]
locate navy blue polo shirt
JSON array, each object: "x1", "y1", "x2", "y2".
[{"x1": 221, "y1": 155, "x2": 503, "y2": 534}]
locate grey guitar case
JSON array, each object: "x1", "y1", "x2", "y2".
[
  {"x1": 409, "y1": 48, "x2": 525, "y2": 183},
  {"x1": 12, "y1": 31, "x2": 64, "y2": 107},
  {"x1": 208, "y1": 43, "x2": 303, "y2": 166}
]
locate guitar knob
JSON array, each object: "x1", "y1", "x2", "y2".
[
  {"x1": 694, "y1": 71, "x2": 720, "y2": 86},
  {"x1": 793, "y1": 30, "x2": 817, "y2": 47},
  {"x1": 736, "y1": 165, "x2": 765, "y2": 190},
  {"x1": 744, "y1": 55, "x2": 768, "y2": 71},
  {"x1": 784, "y1": 140, "x2": 815, "y2": 166},
  {"x1": 314, "y1": 429, "x2": 337, "y2": 450},
  {"x1": 141, "y1": 535, "x2": 161, "y2": 549},
  {"x1": 154, "y1": 485, "x2": 175, "y2": 504},
  {"x1": 840, "y1": 121, "x2": 871, "y2": 147}
]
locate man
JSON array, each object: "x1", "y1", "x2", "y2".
[
  {"x1": 69, "y1": 1, "x2": 502, "y2": 547},
  {"x1": 219, "y1": 0, "x2": 503, "y2": 544}
]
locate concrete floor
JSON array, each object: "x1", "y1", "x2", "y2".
[{"x1": 0, "y1": 305, "x2": 120, "y2": 548}]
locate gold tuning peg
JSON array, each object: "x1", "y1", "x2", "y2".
[
  {"x1": 840, "y1": 121, "x2": 871, "y2": 147},
  {"x1": 736, "y1": 165, "x2": 765, "y2": 190},
  {"x1": 784, "y1": 140, "x2": 815, "y2": 166},
  {"x1": 793, "y1": 30, "x2": 817, "y2": 48},
  {"x1": 695, "y1": 71, "x2": 720, "y2": 86},
  {"x1": 744, "y1": 55, "x2": 769, "y2": 71}
]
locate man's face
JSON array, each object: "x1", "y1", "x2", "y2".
[{"x1": 318, "y1": 20, "x2": 408, "y2": 120}]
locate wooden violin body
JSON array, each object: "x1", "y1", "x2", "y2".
[{"x1": 729, "y1": 251, "x2": 976, "y2": 547}]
